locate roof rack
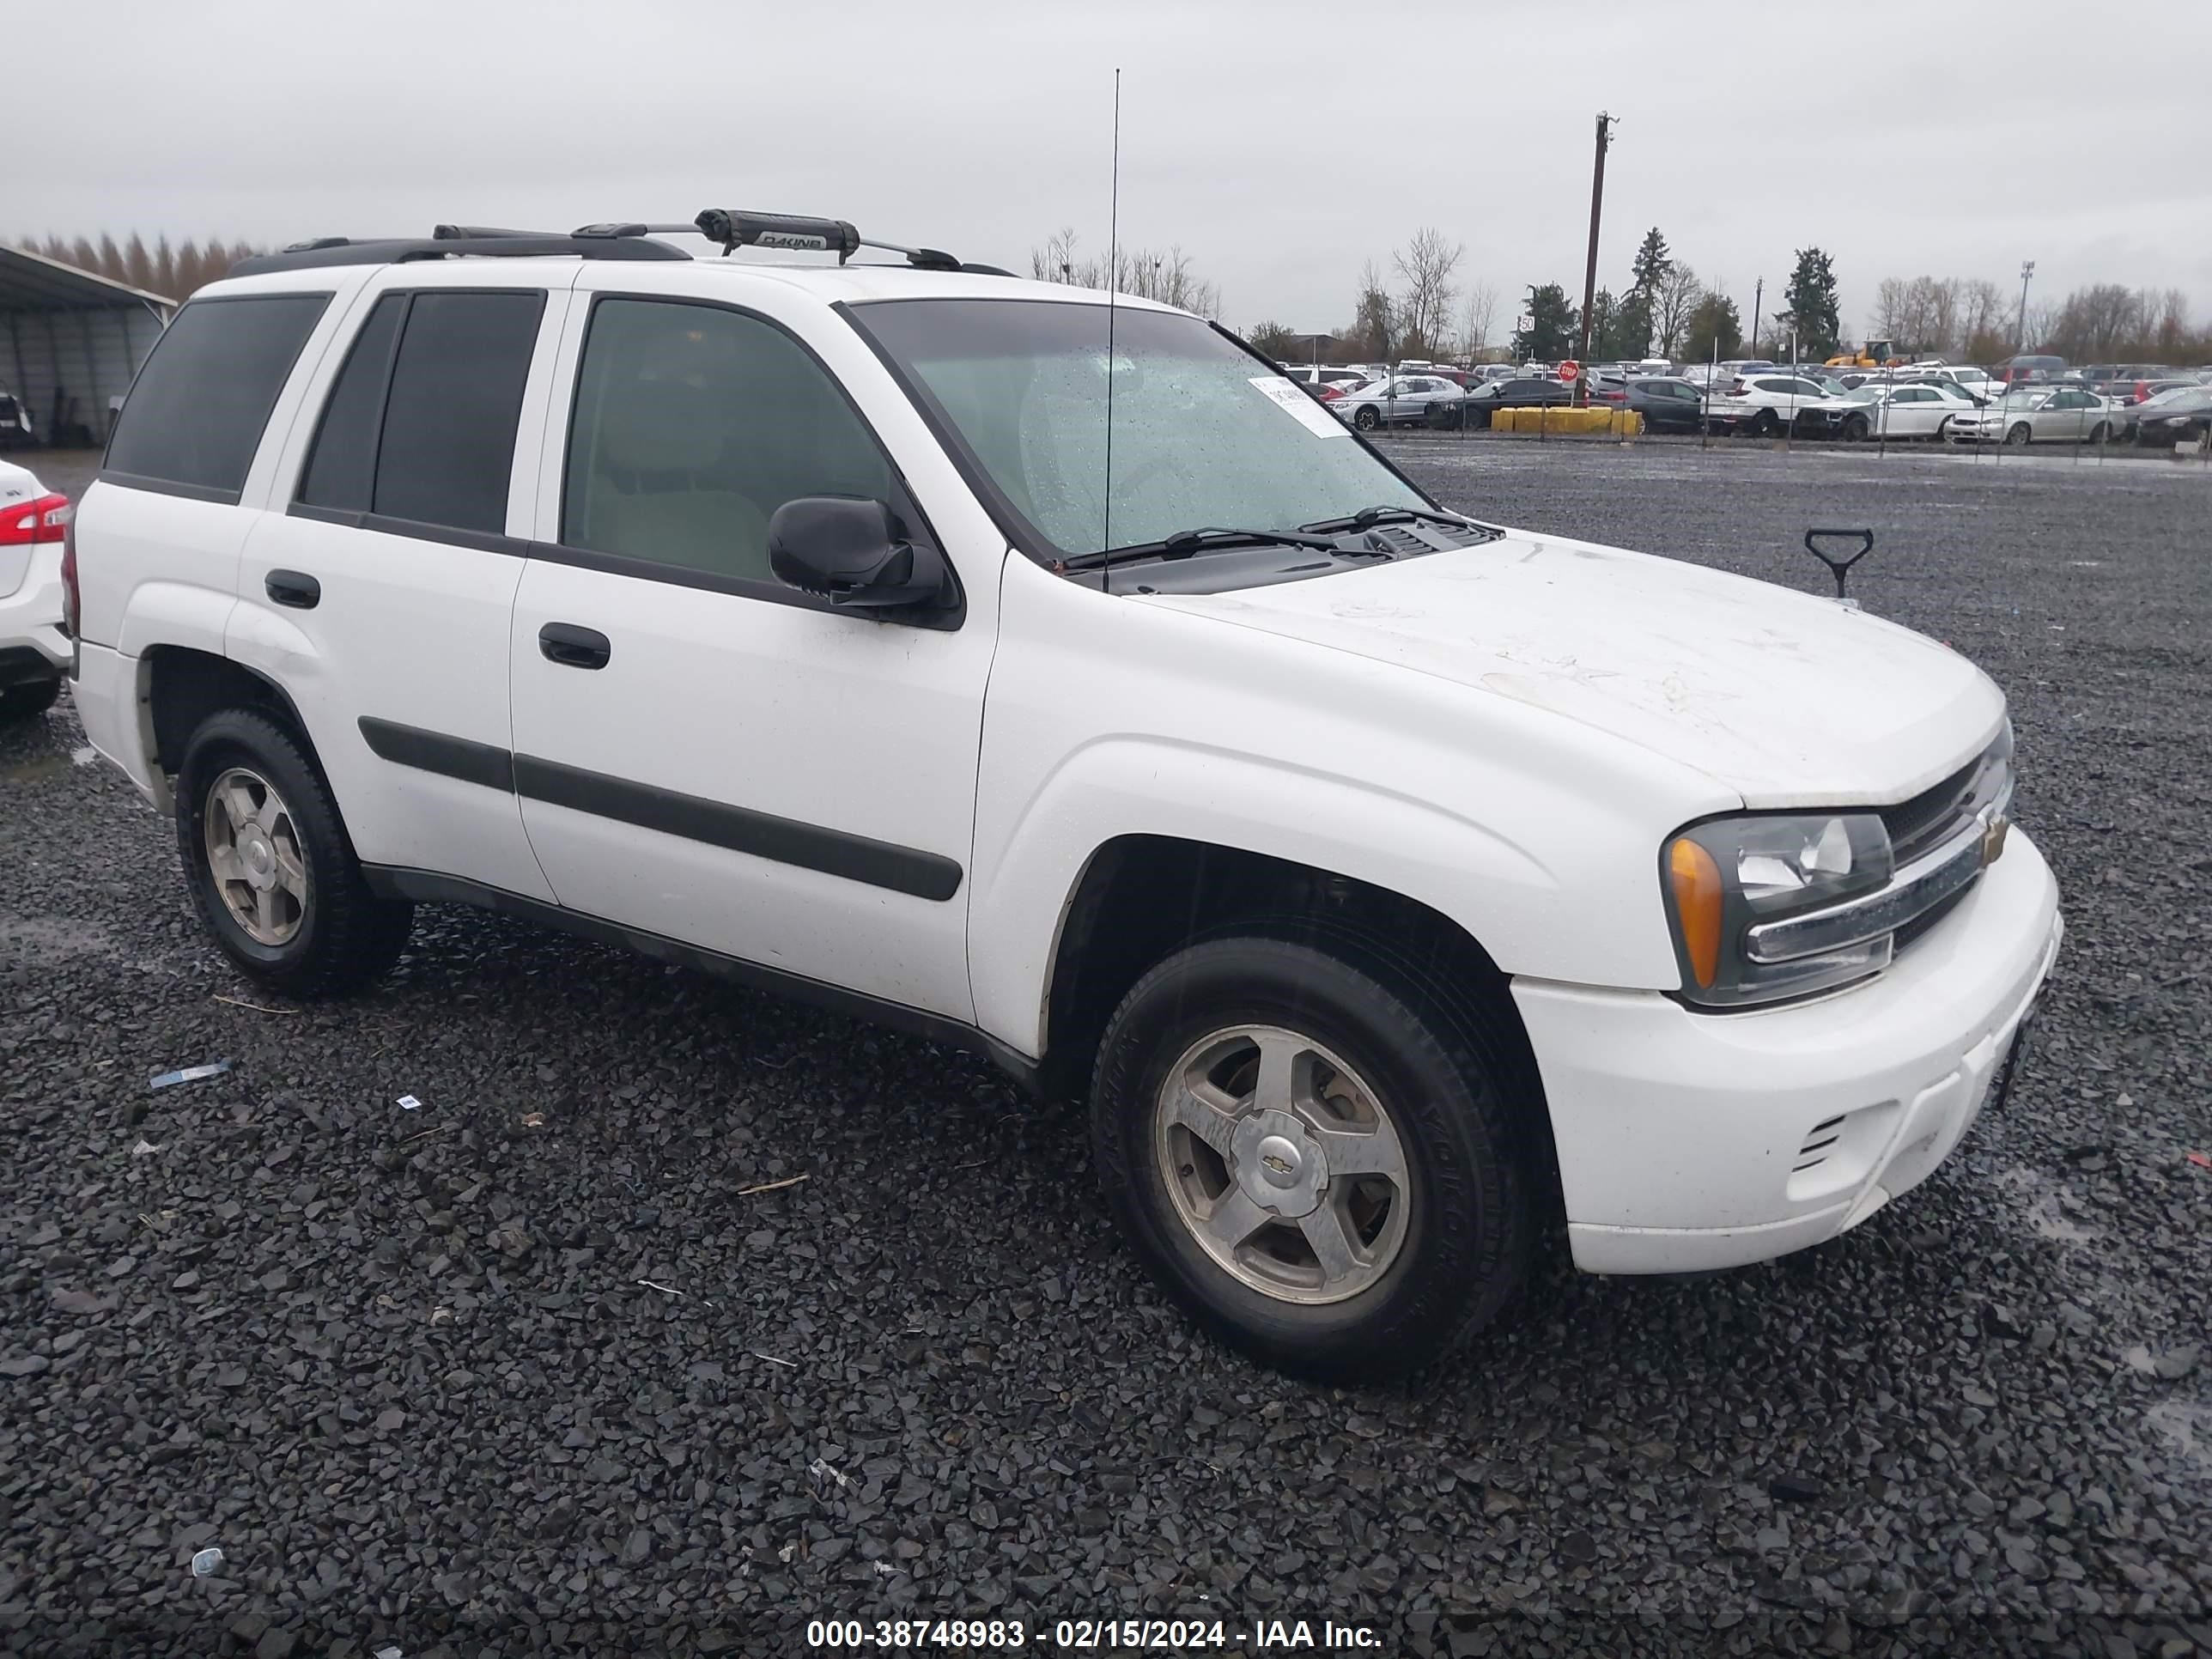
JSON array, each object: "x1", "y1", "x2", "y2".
[
  {"x1": 228, "y1": 233, "x2": 689, "y2": 277},
  {"x1": 228, "y1": 210, "x2": 1008, "y2": 280}
]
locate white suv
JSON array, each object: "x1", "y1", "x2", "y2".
[{"x1": 70, "y1": 212, "x2": 2063, "y2": 1381}]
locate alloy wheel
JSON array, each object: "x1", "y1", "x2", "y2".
[
  {"x1": 204, "y1": 765, "x2": 308, "y2": 945},
  {"x1": 1152, "y1": 1024, "x2": 1411, "y2": 1305}
]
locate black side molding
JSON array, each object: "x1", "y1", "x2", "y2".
[
  {"x1": 512, "y1": 753, "x2": 963, "y2": 902},
  {"x1": 357, "y1": 717, "x2": 514, "y2": 793},
  {"x1": 356, "y1": 719, "x2": 963, "y2": 902},
  {"x1": 359, "y1": 864, "x2": 1037, "y2": 1091}
]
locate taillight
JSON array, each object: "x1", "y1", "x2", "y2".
[{"x1": 0, "y1": 491, "x2": 70, "y2": 546}]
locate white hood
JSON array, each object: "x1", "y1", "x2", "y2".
[{"x1": 1141, "y1": 531, "x2": 2005, "y2": 808}]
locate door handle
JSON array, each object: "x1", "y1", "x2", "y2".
[
  {"x1": 264, "y1": 569, "x2": 320, "y2": 609},
  {"x1": 538, "y1": 622, "x2": 611, "y2": 670}
]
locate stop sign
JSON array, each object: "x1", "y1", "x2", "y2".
[{"x1": 1558, "y1": 360, "x2": 1581, "y2": 382}]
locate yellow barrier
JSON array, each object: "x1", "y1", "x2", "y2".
[{"x1": 1489, "y1": 406, "x2": 1643, "y2": 436}]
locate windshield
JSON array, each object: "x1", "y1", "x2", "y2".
[{"x1": 849, "y1": 299, "x2": 1425, "y2": 560}]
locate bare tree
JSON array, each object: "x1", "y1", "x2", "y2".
[
  {"x1": 1458, "y1": 280, "x2": 1499, "y2": 359},
  {"x1": 1391, "y1": 228, "x2": 1463, "y2": 358},
  {"x1": 1958, "y1": 278, "x2": 2007, "y2": 359},
  {"x1": 1030, "y1": 226, "x2": 1080, "y2": 283},
  {"x1": 1653, "y1": 264, "x2": 1700, "y2": 357}
]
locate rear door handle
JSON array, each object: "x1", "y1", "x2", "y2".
[
  {"x1": 264, "y1": 569, "x2": 320, "y2": 609},
  {"x1": 538, "y1": 622, "x2": 611, "y2": 670}
]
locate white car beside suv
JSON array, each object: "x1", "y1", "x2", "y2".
[
  {"x1": 68, "y1": 210, "x2": 2062, "y2": 1381},
  {"x1": 1, "y1": 457, "x2": 71, "y2": 720}
]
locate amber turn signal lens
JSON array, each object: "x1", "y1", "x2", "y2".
[{"x1": 1668, "y1": 838, "x2": 1724, "y2": 989}]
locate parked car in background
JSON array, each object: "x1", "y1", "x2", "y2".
[
  {"x1": 1708, "y1": 374, "x2": 1863, "y2": 438},
  {"x1": 2121, "y1": 385, "x2": 2212, "y2": 445},
  {"x1": 1283, "y1": 366, "x2": 1375, "y2": 393},
  {"x1": 1948, "y1": 386, "x2": 2117, "y2": 445},
  {"x1": 1444, "y1": 376, "x2": 1577, "y2": 430},
  {"x1": 1995, "y1": 354, "x2": 2067, "y2": 386},
  {"x1": 0, "y1": 457, "x2": 71, "y2": 720},
  {"x1": 1332, "y1": 374, "x2": 1465, "y2": 430},
  {"x1": 1842, "y1": 381, "x2": 1978, "y2": 441},
  {"x1": 0, "y1": 390, "x2": 35, "y2": 450},
  {"x1": 1472, "y1": 363, "x2": 1520, "y2": 383},
  {"x1": 1899, "y1": 366, "x2": 1998, "y2": 404},
  {"x1": 1624, "y1": 376, "x2": 1711, "y2": 433}
]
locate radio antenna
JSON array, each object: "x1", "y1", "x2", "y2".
[{"x1": 1099, "y1": 67, "x2": 1121, "y2": 591}]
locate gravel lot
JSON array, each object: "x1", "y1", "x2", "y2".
[{"x1": 3, "y1": 442, "x2": 2208, "y2": 1658}]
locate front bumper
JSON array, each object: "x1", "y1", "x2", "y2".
[{"x1": 1513, "y1": 828, "x2": 2062, "y2": 1273}]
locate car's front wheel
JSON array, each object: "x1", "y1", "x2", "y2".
[
  {"x1": 1352, "y1": 405, "x2": 1381, "y2": 431},
  {"x1": 1091, "y1": 933, "x2": 1536, "y2": 1382},
  {"x1": 175, "y1": 708, "x2": 413, "y2": 998},
  {"x1": 2005, "y1": 422, "x2": 2033, "y2": 446}
]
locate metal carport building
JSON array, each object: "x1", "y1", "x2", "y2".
[{"x1": 1, "y1": 246, "x2": 172, "y2": 450}]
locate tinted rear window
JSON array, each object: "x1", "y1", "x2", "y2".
[
  {"x1": 106, "y1": 294, "x2": 330, "y2": 500},
  {"x1": 372, "y1": 290, "x2": 544, "y2": 534}
]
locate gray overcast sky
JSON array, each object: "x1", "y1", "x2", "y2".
[{"x1": 19, "y1": 0, "x2": 2212, "y2": 340}]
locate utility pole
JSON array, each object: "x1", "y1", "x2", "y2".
[
  {"x1": 1572, "y1": 112, "x2": 1616, "y2": 406},
  {"x1": 2016, "y1": 259, "x2": 2036, "y2": 351},
  {"x1": 1751, "y1": 277, "x2": 1763, "y2": 361}
]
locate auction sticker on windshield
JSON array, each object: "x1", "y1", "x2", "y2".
[{"x1": 1249, "y1": 375, "x2": 1352, "y2": 438}]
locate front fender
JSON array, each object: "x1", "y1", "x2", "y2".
[{"x1": 968, "y1": 557, "x2": 1734, "y2": 1058}]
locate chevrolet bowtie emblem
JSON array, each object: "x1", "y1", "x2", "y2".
[{"x1": 1981, "y1": 813, "x2": 2010, "y2": 866}]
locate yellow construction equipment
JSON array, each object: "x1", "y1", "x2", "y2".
[{"x1": 1824, "y1": 338, "x2": 1910, "y2": 368}]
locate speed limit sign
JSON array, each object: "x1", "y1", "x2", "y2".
[{"x1": 1558, "y1": 360, "x2": 1581, "y2": 382}]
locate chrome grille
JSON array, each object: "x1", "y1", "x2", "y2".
[{"x1": 1883, "y1": 726, "x2": 2014, "y2": 867}]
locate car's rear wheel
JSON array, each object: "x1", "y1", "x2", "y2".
[
  {"x1": 175, "y1": 708, "x2": 412, "y2": 998},
  {"x1": 1091, "y1": 933, "x2": 1535, "y2": 1381},
  {"x1": 1352, "y1": 405, "x2": 1381, "y2": 431},
  {"x1": 2005, "y1": 422, "x2": 2033, "y2": 446},
  {"x1": 2087, "y1": 421, "x2": 2110, "y2": 444},
  {"x1": 1752, "y1": 410, "x2": 1780, "y2": 437},
  {"x1": 0, "y1": 676, "x2": 61, "y2": 722},
  {"x1": 1934, "y1": 416, "x2": 1953, "y2": 441}
]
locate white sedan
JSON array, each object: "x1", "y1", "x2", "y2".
[
  {"x1": 1948, "y1": 386, "x2": 2119, "y2": 446},
  {"x1": 1, "y1": 457, "x2": 72, "y2": 721},
  {"x1": 1330, "y1": 374, "x2": 1465, "y2": 431},
  {"x1": 1842, "y1": 381, "x2": 1980, "y2": 441}
]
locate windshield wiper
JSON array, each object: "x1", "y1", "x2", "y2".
[
  {"x1": 1297, "y1": 504, "x2": 1480, "y2": 534},
  {"x1": 1063, "y1": 526, "x2": 1340, "y2": 571}
]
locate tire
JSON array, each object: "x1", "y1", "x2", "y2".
[
  {"x1": 1842, "y1": 413, "x2": 1871, "y2": 441},
  {"x1": 174, "y1": 707, "x2": 412, "y2": 998},
  {"x1": 1934, "y1": 416, "x2": 1952, "y2": 442},
  {"x1": 0, "y1": 676, "x2": 61, "y2": 722},
  {"x1": 1752, "y1": 409, "x2": 1780, "y2": 437},
  {"x1": 2087, "y1": 422, "x2": 2110, "y2": 444},
  {"x1": 1091, "y1": 933, "x2": 1535, "y2": 1382},
  {"x1": 1352, "y1": 405, "x2": 1381, "y2": 431},
  {"x1": 2004, "y1": 422, "x2": 2032, "y2": 447}
]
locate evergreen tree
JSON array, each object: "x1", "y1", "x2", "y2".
[
  {"x1": 1681, "y1": 291, "x2": 1744, "y2": 361},
  {"x1": 1784, "y1": 247, "x2": 1841, "y2": 357},
  {"x1": 1515, "y1": 283, "x2": 1577, "y2": 360}
]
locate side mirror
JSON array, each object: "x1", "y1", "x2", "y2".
[{"x1": 768, "y1": 497, "x2": 949, "y2": 611}]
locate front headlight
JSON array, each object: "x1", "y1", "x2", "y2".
[{"x1": 1662, "y1": 812, "x2": 1894, "y2": 1008}]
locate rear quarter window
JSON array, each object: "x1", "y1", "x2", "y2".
[{"x1": 106, "y1": 294, "x2": 331, "y2": 501}]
